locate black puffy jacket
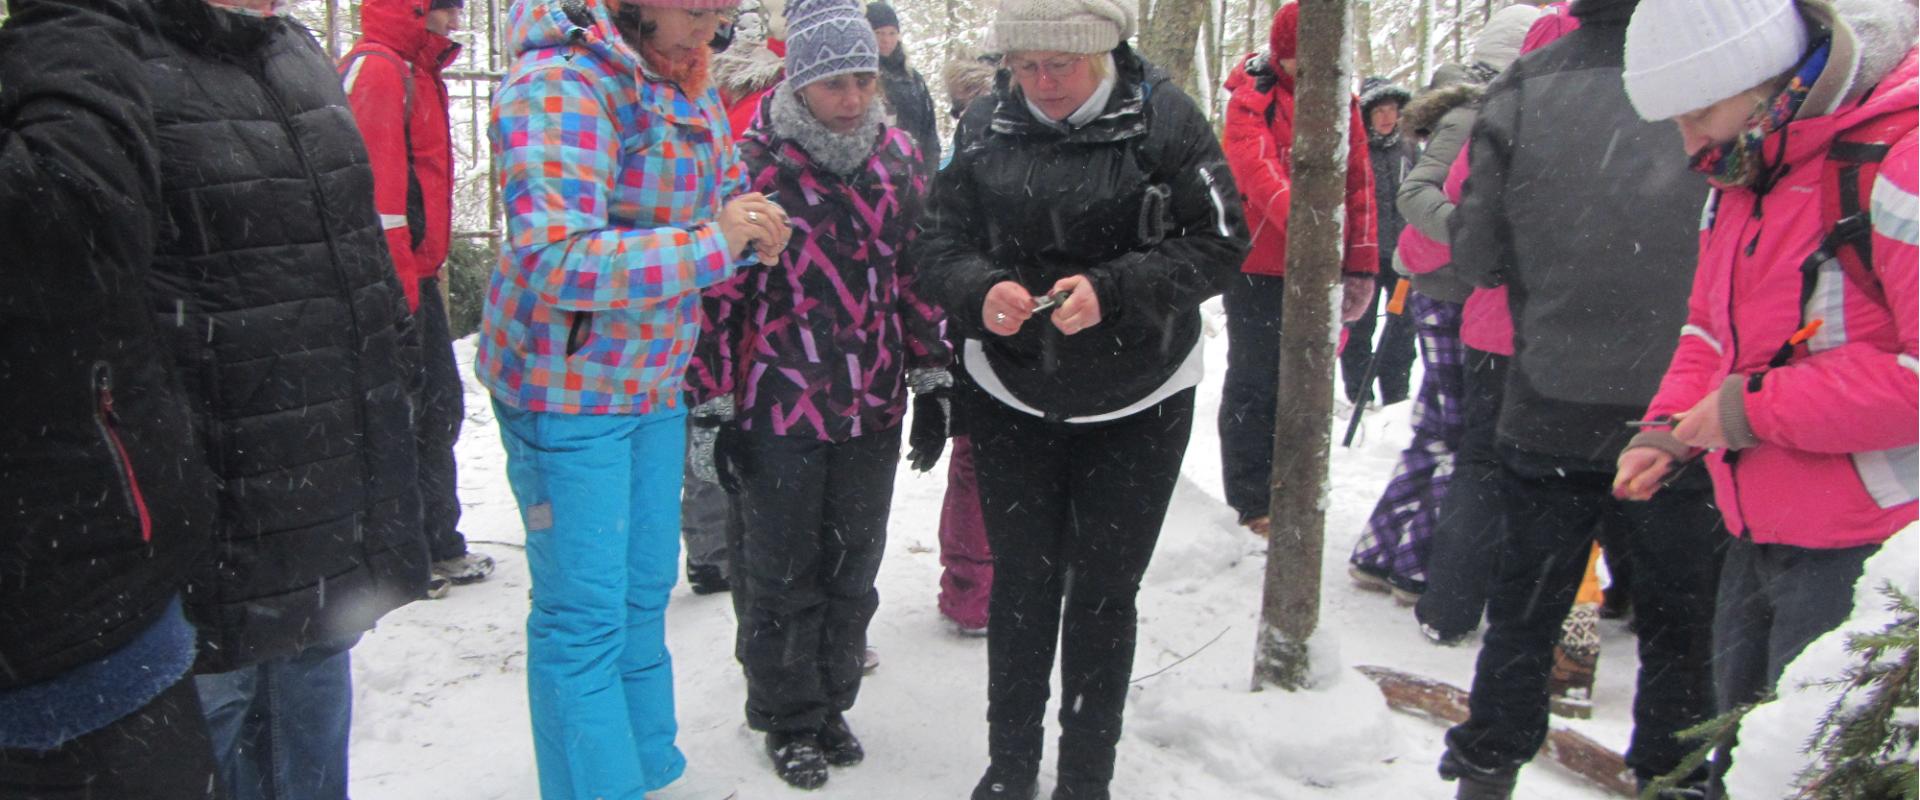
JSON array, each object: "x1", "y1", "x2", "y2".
[
  {"x1": 0, "y1": 0, "x2": 217, "y2": 689},
  {"x1": 132, "y1": 0, "x2": 428, "y2": 672},
  {"x1": 917, "y1": 45, "x2": 1248, "y2": 420}
]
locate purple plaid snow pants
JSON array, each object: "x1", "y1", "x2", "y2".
[{"x1": 1350, "y1": 295, "x2": 1466, "y2": 589}]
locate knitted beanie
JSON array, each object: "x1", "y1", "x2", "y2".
[
  {"x1": 785, "y1": 0, "x2": 880, "y2": 88},
  {"x1": 1470, "y1": 4, "x2": 1543, "y2": 72},
  {"x1": 994, "y1": 0, "x2": 1136, "y2": 55},
  {"x1": 1623, "y1": 0, "x2": 1811, "y2": 120},
  {"x1": 865, "y1": 2, "x2": 899, "y2": 29},
  {"x1": 1269, "y1": 2, "x2": 1299, "y2": 61},
  {"x1": 429, "y1": 0, "x2": 462, "y2": 10}
]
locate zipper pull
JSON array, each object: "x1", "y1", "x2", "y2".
[{"x1": 93, "y1": 362, "x2": 117, "y2": 419}]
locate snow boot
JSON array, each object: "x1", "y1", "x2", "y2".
[
  {"x1": 1420, "y1": 622, "x2": 1474, "y2": 647},
  {"x1": 765, "y1": 730, "x2": 830, "y2": 790},
  {"x1": 432, "y1": 551, "x2": 495, "y2": 585},
  {"x1": 1052, "y1": 781, "x2": 1109, "y2": 800},
  {"x1": 644, "y1": 767, "x2": 739, "y2": 800},
  {"x1": 1389, "y1": 575, "x2": 1426, "y2": 607},
  {"x1": 970, "y1": 765, "x2": 1038, "y2": 800},
  {"x1": 818, "y1": 712, "x2": 864, "y2": 767},
  {"x1": 687, "y1": 563, "x2": 731, "y2": 596},
  {"x1": 1438, "y1": 748, "x2": 1517, "y2": 800}
]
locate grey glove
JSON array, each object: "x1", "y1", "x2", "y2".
[{"x1": 688, "y1": 396, "x2": 736, "y2": 485}]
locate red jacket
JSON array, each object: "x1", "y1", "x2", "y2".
[
  {"x1": 341, "y1": 0, "x2": 461, "y2": 311},
  {"x1": 723, "y1": 38, "x2": 783, "y2": 142},
  {"x1": 1221, "y1": 53, "x2": 1376, "y2": 277}
]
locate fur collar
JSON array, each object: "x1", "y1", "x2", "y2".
[
  {"x1": 1401, "y1": 83, "x2": 1485, "y2": 137},
  {"x1": 714, "y1": 37, "x2": 786, "y2": 101},
  {"x1": 768, "y1": 81, "x2": 888, "y2": 177}
]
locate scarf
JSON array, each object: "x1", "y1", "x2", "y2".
[
  {"x1": 1691, "y1": 38, "x2": 1830, "y2": 189},
  {"x1": 770, "y1": 81, "x2": 888, "y2": 177}
]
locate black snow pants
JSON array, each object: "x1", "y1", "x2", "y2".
[
  {"x1": 1340, "y1": 271, "x2": 1417, "y2": 406},
  {"x1": 1415, "y1": 348, "x2": 1507, "y2": 638},
  {"x1": 732, "y1": 427, "x2": 899, "y2": 734},
  {"x1": 415, "y1": 278, "x2": 468, "y2": 563},
  {"x1": 1446, "y1": 447, "x2": 1723, "y2": 784},
  {"x1": 970, "y1": 389, "x2": 1194, "y2": 790},
  {"x1": 1218, "y1": 272, "x2": 1285, "y2": 521}
]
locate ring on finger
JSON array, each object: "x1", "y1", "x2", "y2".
[
  {"x1": 748, "y1": 210, "x2": 760, "y2": 223},
  {"x1": 994, "y1": 311, "x2": 1008, "y2": 324}
]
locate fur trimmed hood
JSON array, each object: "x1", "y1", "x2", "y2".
[
  {"x1": 1401, "y1": 82, "x2": 1484, "y2": 138},
  {"x1": 714, "y1": 36, "x2": 786, "y2": 102},
  {"x1": 943, "y1": 55, "x2": 998, "y2": 108}
]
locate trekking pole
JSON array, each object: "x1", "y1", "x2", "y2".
[{"x1": 1341, "y1": 278, "x2": 1411, "y2": 448}]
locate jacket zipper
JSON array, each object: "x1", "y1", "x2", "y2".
[
  {"x1": 92, "y1": 362, "x2": 153, "y2": 542},
  {"x1": 1722, "y1": 208, "x2": 1756, "y2": 539},
  {"x1": 251, "y1": 60, "x2": 376, "y2": 545}
]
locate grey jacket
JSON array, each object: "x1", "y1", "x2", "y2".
[{"x1": 1395, "y1": 83, "x2": 1484, "y2": 303}]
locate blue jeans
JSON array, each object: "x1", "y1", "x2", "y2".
[
  {"x1": 195, "y1": 635, "x2": 359, "y2": 800},
  {"x1": 494, "y1": 400, "x2": 688, "y2": 800}
]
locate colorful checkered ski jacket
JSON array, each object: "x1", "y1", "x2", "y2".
[
  {"x1": 478, "y1": 0, "x2": 748, "y2": 415},
  {"x1": 686, "y1": 93, "x2": 949, "y2": 442}
]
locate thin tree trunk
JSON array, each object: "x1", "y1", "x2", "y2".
[
  {"x1": 1354, "y1": 0, "x2": 1373, "y2": 78},
  {"x1": 1415, "y1": 0, "x2": 1431, "y2": 91},
  {"x1": 1138, "y1": 0, "x2": 1210, "y2": 97},
  {"x1": 1252, "y1": 0, "x2": 1348, "y2": 693}
]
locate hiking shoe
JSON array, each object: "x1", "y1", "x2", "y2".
[
  {"x1": 431, "y1": 552, "x2": 495, "y2": 585},
  {"x1": 1420, "y1": 623, "x2": 1474, "y2": 647},
  {"x1": 1389, "y1": 576, "x2": 1426, "y2": 607},
  {"x1": 1438, "y1": 748, "x2": 1517, "y2": 800},
  {"x1": 1052, "y1": 781, "x2": 1109, "y2": 800},
  {"x1": 687, "y1": 563, "x2": 731, "y2": 596},
  {"x1": 1348, "y1": 563, "x2": 1394, "y2": 594},
  {"x1": 644, "y1": 767, "x2": 739, "y2": 800},
  {"x1": 970, "y1": 766, "x2": 1038, "y2": 800},
  {"x1": 765, "y1": 731, "x2": 829, "y2": 790},
  {"x1": 425, "y1": 574, "x2": 452, "y2": 600},
  {"x1": 1240, "y1": 514, "x2": 1271, "y2": 537},
  {"x1": 818, "y1": 712, "x2": 864, "y2": 767},
  {"x1": 861, "y1": 647, "x2": 880, "y2": 675}
]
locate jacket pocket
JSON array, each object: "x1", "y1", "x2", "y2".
[
  {"x1": 565, "y1": 311, "x2": 595, "y2": 357},
  {"x1": 91, "y1": 361, "x2": 152, "y2": 543}
]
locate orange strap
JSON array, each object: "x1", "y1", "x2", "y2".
[{"x1": 1386, "y1": 278, "x2": 1411, "y2": 316}]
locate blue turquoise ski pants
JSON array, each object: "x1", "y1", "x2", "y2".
[{"x1": 494, "y1": 401, "x2": 688, "y2": 800}]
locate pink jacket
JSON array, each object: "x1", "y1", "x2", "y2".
[
  {"x1": 1397, "y1": 137, "x2": 1514, "y2": 355},
  {"x1": 1642, "y1": 50, "x2": 1919, "y2": 550}
]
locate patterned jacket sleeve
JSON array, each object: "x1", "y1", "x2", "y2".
[
  {"x1": 893, "y1": 138, "x2": 950, "y2": 369},
  {"x1": 494, "y1": 67, "x2": 740, "y2": 313},
  {"x1": 685, "y1": 142, "x2": 765, "y2": 408}
]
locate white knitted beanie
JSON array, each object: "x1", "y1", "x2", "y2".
[
  {"x1": 993, "y1": 0, "x2": 1137, "y2": 54},
  {"x1": 1623, "y1": 0, "x2": 1812, "y2": 120}
]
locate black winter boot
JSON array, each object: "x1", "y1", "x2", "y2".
[
  {"x1": 970, "y1": 765, "x2": 1038, "y2": 800},
  {"x1": 687, "y1": 563, "x2": 731, "y2": 595},
  {"x1": 1052, "y1": 781, "x2": 1109, "y2": 800},
  {"x1": 817, "y1": 712, "x2": 864, "y2": 767},
  {"x1": 764, "y1": 731, "x2": 829, "y2": 790},
  {"x1": 1438, "y1": 747, "x2": 1518, "y2": 800}
]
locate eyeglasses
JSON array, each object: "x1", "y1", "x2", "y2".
[{"x1": 1008, "y1": 55, "x2": 1087, "y2": 81}]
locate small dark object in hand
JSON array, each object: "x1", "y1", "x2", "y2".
[{"x1": 1031, "y1": 289, "x2": 1071, "y2": 312}]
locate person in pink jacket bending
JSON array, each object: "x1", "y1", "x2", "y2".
[{"x1": 1616, "y1": 0, "x2": 1917, "y2": 785}]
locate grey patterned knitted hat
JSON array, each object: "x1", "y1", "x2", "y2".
[
  {"x1": 994, "y1": 0, "x2": 1137, "y2": 55},
  {"x1": 785, "y1": 0, "x2": 880, "y2": 89}
]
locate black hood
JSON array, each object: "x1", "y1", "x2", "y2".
[{"x1": 1571, "y1": 0, "x2": 1640, "y2": 24}]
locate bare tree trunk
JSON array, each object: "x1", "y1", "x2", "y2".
[
  {"x1": 1252, "y1": 0, "x2": 1347, "y2": 694},
  {"x1": 1354, "y1": 0, "x2": 1374, "y2": 78},
  {"x1": 1452, "y1": 0, "x2": 1464, "y2": 62},
  {"x1": 1414, "y1": 0, "x2": 1431, "y2": 91},
  {"x1": 1138, "y1": 0, "x2": 1210, "y2": 97}
]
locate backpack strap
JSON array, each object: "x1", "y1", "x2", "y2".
[
  {"x1": 1780, "y1": 139, "x2": 1890, "y2": 367},
  {"x1": 340, "y1": 47, "x2": 427, "y2": 252}
]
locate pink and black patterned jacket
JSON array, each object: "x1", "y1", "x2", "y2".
[{"x1": 685, "y1": 104, "x2": 949, "y2": 442}]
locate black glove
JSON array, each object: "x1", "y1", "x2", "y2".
[{"x1": 905, "y1": 368, "x2": 953, "y2": 472}]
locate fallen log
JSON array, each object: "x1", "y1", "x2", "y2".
[{"x1": 1356, "y1": 665, "x2": 1638, "y2": 798}]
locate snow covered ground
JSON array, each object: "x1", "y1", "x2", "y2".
[{"x1": 348, "y1": 305, "x2": 1638, "y2": 799}]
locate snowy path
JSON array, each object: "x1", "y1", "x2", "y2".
[{"x1": 349, "y1": 306, "x2": 1634, "y2": 799}]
